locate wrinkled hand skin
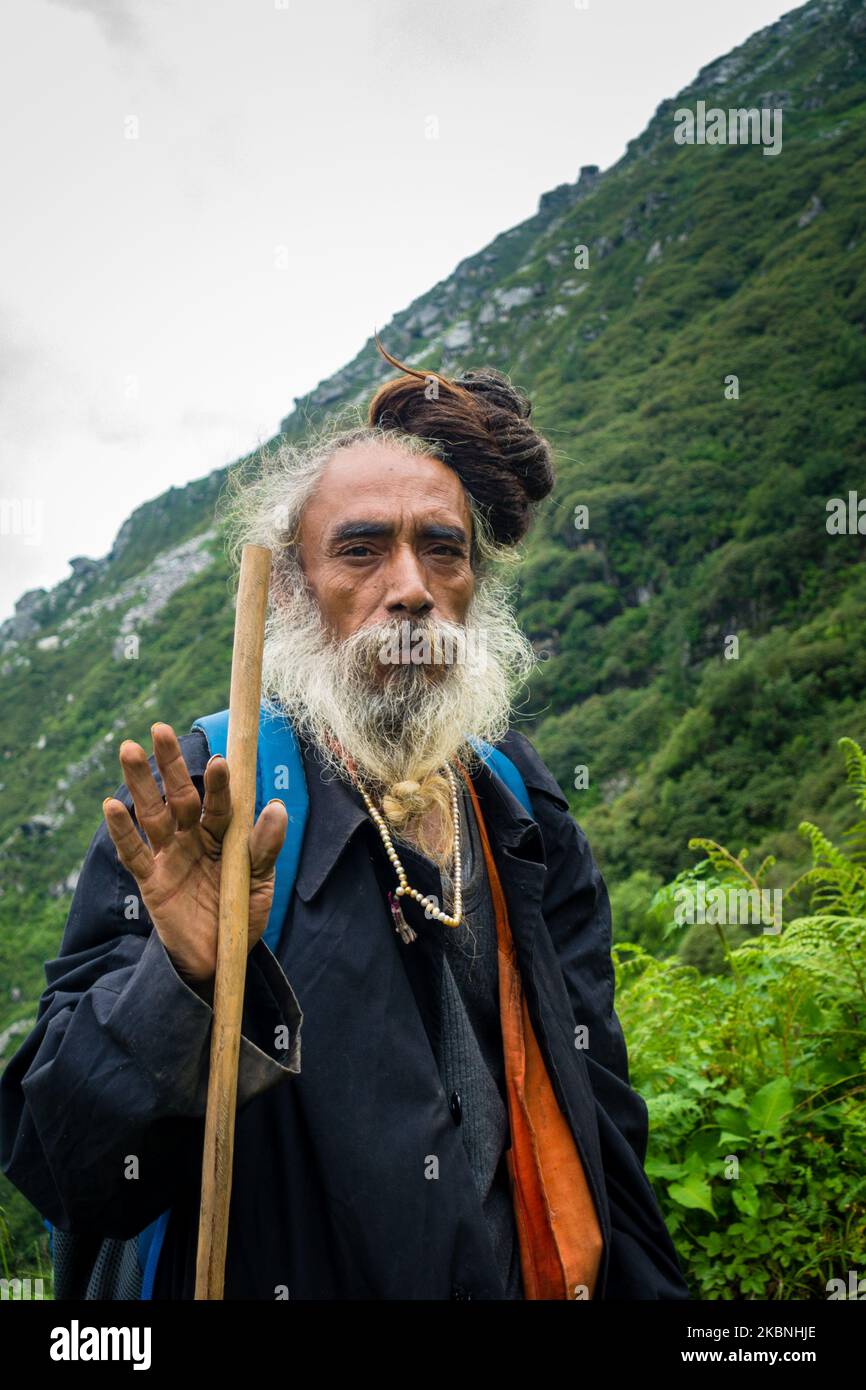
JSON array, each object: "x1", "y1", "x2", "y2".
[{"x1": 102, "y1": 722, "x2": 288, "y2": 986}]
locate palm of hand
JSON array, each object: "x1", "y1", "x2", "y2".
[{"x1": 103, "y1": 724, "x2": 287, "y2": 985}]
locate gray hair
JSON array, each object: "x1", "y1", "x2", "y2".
[{"x1": 219, "y1": 402, "x2": 523, "y2": 603}]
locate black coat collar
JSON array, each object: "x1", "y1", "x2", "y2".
[{"x1": 293, "y1": 732, "x2": 544, "y2": 905}]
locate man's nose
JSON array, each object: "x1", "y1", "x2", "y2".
[{"x1": 383, "y1": 546, "x2": 434, "y2": 616}]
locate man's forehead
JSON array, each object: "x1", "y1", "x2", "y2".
[
  {"x1": 316, "y1": 444, "x2": 466, "y2": 501},
  {"x1": 305, "y1": 445, "x2": 473, "y2": 538}
]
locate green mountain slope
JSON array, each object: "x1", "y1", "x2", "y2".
[{"x1": 1, "y1": 0, "x2": 865, "y2": 1253}]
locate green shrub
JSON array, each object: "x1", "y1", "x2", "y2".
[{"x1": 616, "y1": 738, "x2": 866, "y2": 1298}]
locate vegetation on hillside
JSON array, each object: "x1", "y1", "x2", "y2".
[{"x1": 615, "y1": 737, "x2": 866, "y2": 1297}]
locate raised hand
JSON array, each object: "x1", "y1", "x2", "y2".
[{"x1": 102, "y1": 722, "x2": 288, "y2": 988}]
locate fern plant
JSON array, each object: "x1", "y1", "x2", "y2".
[{"x1": 615, "y1": 737, "x2": 866, "y2": 1299}]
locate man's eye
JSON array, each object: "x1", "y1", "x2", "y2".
[{"x1": 340, "y1": 545, "x2": 374, "y2": 557}]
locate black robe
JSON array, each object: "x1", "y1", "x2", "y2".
[{"x1": 0, "y1": 725, "x2": 691, "y2": 1301}]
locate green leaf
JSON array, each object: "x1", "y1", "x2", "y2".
[
  {"x1": 688, "y1": 1129, "x2": 723, "y2": 1160},
  {"x1": 683, "y1": 1148, "x2": 708, "y2": 1175},
  {"x1": 747, "y1": 1077, "x2": 794, "y2": 1134},
  {"x1": 731, "y1": 1183, "x2": 761, "y2": 1217},
  {"x1": 714, "y1": 1106, "x2": 750, "y2": 1130},
  {"x1": 645, "y1": 1158, "x2": 686, "y2": 1180},
  {"x1": 668, "y1": 1175, "x2": 716, "y2": 1216}
]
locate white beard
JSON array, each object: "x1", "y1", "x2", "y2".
[{"x1": 260, "y1": 561, "x2": 537, "y2": 797}]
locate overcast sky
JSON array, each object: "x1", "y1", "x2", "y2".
[{"x1": 0, "y1": 0, "x2": 797, "y2": 621}]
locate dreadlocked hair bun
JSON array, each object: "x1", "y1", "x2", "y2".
[{"x1": 367, "y1": 336, "x2": 555, "y2": 547}]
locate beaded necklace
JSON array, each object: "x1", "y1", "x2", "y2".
[{"x1": 356, "y1": 763, "x2": 463, "y2": 944}]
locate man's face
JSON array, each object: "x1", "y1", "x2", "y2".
[
  {"x1": 295, "y1": 444, "x2": 475, "y2": 648},
  {"x1": 260, "y1": 439, "x2": 535, "y2": 791}
]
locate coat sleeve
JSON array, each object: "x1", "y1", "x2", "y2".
[
  {"x1": 496, "y1": 729, "x2": 691, "y2": 1299},
  {"x1": 0, "y1": 732, "x2": 302, "y2": 1239}
]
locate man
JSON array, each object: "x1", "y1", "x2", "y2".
[{"x1": 0, "y1": 356, "x2": 691, "y2": 1300}]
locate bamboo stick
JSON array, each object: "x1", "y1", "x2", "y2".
[{"x1": 194, "y1": 543, "x2": 271, "y2": 1300}]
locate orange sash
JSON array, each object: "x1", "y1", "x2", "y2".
[{"x1": 456, "y1": 762, "x2": 605, "y2": 1300}]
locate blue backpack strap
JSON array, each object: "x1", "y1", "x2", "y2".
[
  {"x1": 135, "y1": 705, "x2": 309, "y2": 1300},
  {"x1": 468, "y1": 737, "x2": 534, "y2": 818},
  {"x1": 190, "y1": 705, "x2": 309, "y2": 953},
  {"x1": 190, "y1": 709, "x2": 231, "y2": 767},
  {"x1": 256, "y1": 705, "x2": 309, "y2": 952},
  {"x1": 139, "y1": 1210, "x2": 171, "y2": 1299}
]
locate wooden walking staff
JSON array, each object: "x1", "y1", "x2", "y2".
[{"x1": 195, "y1": 543, "x2": 271, "y2": 1300}]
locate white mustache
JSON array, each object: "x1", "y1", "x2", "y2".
[{"x1": 336, "y1": 615, "x2": 489, "y2": 672}]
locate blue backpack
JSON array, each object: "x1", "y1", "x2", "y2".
[{"x1": 46, "y1": 705, "x2": 533, "y2": 1299}]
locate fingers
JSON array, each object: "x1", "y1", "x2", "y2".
[
  {"x1": 151, "y1": 723, "x2": 202, "y2": 833},
  {"x1": 103, "y1": 797, "x2": 155, "y2": 885},
  {"x1": 118, "y1": 739, "x2": 176, "y2": 851},
  {"x1": 249, "y1": 800, "x2": 288, "y2": 882},
  {"x1": 200, "y1": 755, "x2": 232, "y2": 846}
]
